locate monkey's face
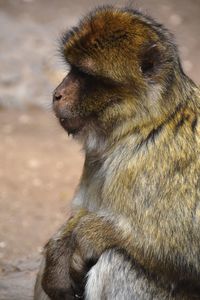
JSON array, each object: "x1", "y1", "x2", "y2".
[
  {"x1": 53, "y1": 7, "x2": 177, "y2": 138},
  {"x1": 53, "y1": 66, "x2": 124, "y2": 136}
]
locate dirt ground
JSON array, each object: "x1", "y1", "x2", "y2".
[
  {"x1": 0, "y1": 0, "x2": 199, "y2": 299},
  {"x1": 0, "y1": 109, "x2": 83, "y2": 299}
]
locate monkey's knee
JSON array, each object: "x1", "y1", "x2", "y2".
[
  {"x1": 85, "y1": 250, "x2": 139, "y2": 300},
  {"x1": 85, "y1": 250, "x2": 172, "y2": 300}
]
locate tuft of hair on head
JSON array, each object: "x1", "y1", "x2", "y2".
[{"x1": 59, "y1": 5, "x2": 179, "y2": 87}]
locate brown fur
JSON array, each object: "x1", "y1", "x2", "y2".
[{"x1": 35, "y1": 6, "x2": 200, "y2": 300}]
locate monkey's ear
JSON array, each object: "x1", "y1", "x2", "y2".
[{"x1": 140, "y1": 44, "x2": 162, "y2": 76}]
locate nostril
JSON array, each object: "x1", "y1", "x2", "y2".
[{"x1": 53, "y1": 91, "x2": 62, "y2": 102}]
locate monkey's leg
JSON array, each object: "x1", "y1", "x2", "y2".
[
  {"x1": 34, "y1": 251, "x2": 173, "y2": 300},
  {"x1": 34, "y1": 251, "x2": 169, "y2": 300},
  {"x1": 34, "y1": 250, "x2": 192, "y2": 300},
  {"x1": 71, "y1": 214, "x2": 197, "y2": 300},
  {"x1": 85, "y1": 250, "x2": 184, "y2": 300}
]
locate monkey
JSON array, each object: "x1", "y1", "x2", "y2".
[
  {"x1": 35, "y1": 249, "x2": 194, "y2": 300},
  {"x1": 34, "y1": 5, "x2": 200, "y2": 300}
]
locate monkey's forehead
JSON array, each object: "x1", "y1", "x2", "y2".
[{"x1": 60, "y1": 6, "x2": 171, "y2": 79}]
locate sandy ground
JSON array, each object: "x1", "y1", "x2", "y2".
[
  {"x1": 0, "y1": 110, "x2": 83, "y2": 262},
  {"x1": 0, "y1": 0, "x2": 199, "y2": 299},
  {"x1": 0, "y1": 109, "x2": 83, "y2": 299}
]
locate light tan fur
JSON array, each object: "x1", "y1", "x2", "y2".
[{"x1": 35, "y1": 6, "x2": 200, "y2": 300}]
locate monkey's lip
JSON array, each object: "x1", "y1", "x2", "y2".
[{"x1": 59, "y1": 117, "x2": 85, "y2": 135}]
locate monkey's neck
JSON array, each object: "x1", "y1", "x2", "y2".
[
  {"x1": 110, "y1": 73, "x2": 198, "y2": 145},
  {"x1": 74, "y1": 79, "x2": 199, "y2": 212},
  {"x1": 81, "y1": 71, "x2": 198, "y2": 162}
]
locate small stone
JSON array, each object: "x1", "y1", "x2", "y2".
[
  {"x1": 27, "y1": 159, "x2": 40, "y2": 169},
  {"x1": 169, "y1": 14, "x2": 182, "y2": 26},
  {"x1": 0, "y1": 241, "x2": 6, "y2": 248},
  {"x1": 37, "y1": 247, "x2": 43, "y2": 253}
]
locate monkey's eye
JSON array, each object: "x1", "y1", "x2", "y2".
[
  {"x1": 140, "y1": 44, "x2": 161, "y2": 76},
  {"x1": 141, "y1": 59, "x2": 155, "y2": 74}
]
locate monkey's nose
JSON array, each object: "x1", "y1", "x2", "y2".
[{"x1": 53, "y1": 90, "x2": 63, "y2": 102}]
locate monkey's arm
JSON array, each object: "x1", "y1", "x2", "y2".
[
  {"x1": 42, "y1": 209, "x2": 129, "y2": 299},
  {"x1": 43, "y1": 208, "x2": 199, "y2": 299},
  {"x1": 70, "y1": 211, "x2": 200, "y2": 282},
  {"x1": 41, "y1": 209, "x2": 88, "y2": 299}
]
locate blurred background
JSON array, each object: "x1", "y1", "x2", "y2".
[{"x1": 0, "y1": 0, "x2": 199, "y2": 298}]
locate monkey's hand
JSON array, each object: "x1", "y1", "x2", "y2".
[
  {"x1": 42, "y1": 210, "x2": 121, "y2": 300},
  {"x1": 42, "y1": 209, "x2": 89, "y2": 300}
]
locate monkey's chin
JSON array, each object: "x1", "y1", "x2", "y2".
[{"x1": 59, "y1": 118, "x2": 85, "y2": 136}]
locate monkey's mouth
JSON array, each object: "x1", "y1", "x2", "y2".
[{"x1": 59, "y1": 117, "x2": 85, "y2": 135}]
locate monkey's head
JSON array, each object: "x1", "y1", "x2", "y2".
[{"x1": 53, "y1": 6, "x2": 182, "y2": 145}]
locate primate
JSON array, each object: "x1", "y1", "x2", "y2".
[{"x1": 34, "y1": 6, "x2": 200, "y2": 300}]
